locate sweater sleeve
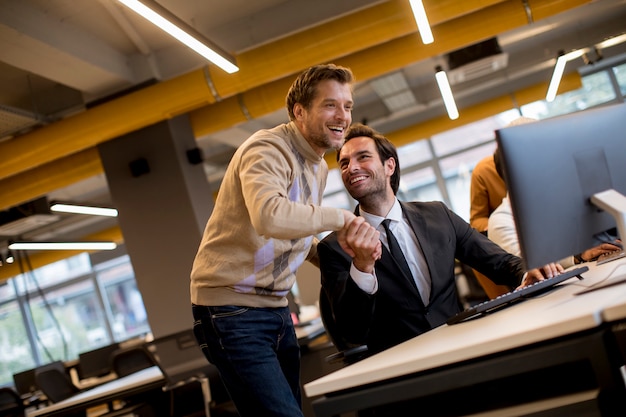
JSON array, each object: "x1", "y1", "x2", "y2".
[{"x1": 238, "y1": 138, "x2": 344, "y2": 240}]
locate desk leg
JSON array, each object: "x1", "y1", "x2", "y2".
[{"x1": 199, "y1": 377, "x2": 212, "y2": 417}]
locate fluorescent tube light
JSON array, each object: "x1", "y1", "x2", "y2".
[
  {"x1": 546, "y1": 50, "x2": 583, "y2": 102},
  {"x1": 117, "y1": 0, "x2": 239, "y2": 74},
  {"x1": 409, "y1": 0, "x2": 434, "y2": 44},
  {"x1": 9, "y1": 242, "x2": 117, "y2": 251},
  {"x1": 435, "y1": 66, "x2": 459, "y2": 120},
  {"x1": 50, "y1": 203, "x2": 118, "y2": 217},
  {"x1": 596, "y1": 33, "x2": 626, "y2": 49}
]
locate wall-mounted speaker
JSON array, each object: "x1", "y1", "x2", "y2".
[
  {"x1": 186, "y1": 147, "x2": 204, "y2": 165},
  {"x1": 129, "y1": 157, "x2": 150, "y2": 177}
]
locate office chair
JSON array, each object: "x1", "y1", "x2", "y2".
[
  {"x1": 318, "y1": 288, "x2": 369, "y2": 365},
  {"x1": 107, "y1": 345, "x2": 165, "y2": 417},
  {"x1": 110, "y1": 345, "x2": 157, "y2": 378},
  {"x1": 147, "y1": 329, "x2": 238, "y2": 417},
  {"x1": 35, "y1": 361, "x2": 153, "y2": 417},
  {"x1": 0, "y1": 387, "x2": 25, "y2": 417},
  {"x1": 34, "y1": 361, "x2": 80, "y2": 404}
]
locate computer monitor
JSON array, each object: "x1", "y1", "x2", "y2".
[
  {"x1": 78, "y1": 342, "x2": 120, "y2": 379},
  {"x1": 496, "y1": 102, "x2": 626, "y2": 270}
]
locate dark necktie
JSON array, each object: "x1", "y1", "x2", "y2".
[{"x1": 381, "y1": 219, "x2": 413, "y2": 281}]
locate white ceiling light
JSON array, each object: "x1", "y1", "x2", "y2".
[
  {"x1": 117, "y1": 0, "x2": 239, "y2": 74},
  {"x1": 50, "y1": 203, "x2": 118, "y2": 217},
  {"x1": 546, "y1": 33, "x2": 626, "y2": 102},
  {"x1": 435, "y1": 66, "x2": 459, "y2": 120},
  {"x1": 9, "y1": 242, "x2": 117, "y2": 251},
  {"x1": 409, "y1": 0, "x2": 434, "y2": 44}
]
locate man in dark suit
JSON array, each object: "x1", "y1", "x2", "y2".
[{"x1": 318, "y1": 123, "x2": 561, "y2": 355}]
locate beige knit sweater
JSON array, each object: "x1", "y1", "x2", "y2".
[{"x1": 190, "y1": 122, "x2": 345, "y2": 308}]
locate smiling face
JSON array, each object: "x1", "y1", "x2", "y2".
[
  {"x1": 293, "y1": 79, "x2": 353, "y2": 156},
  {"x1": 338, "y1": 136, "x2": 396, "y2": 214}
]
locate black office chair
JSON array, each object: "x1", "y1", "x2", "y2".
[
  {"x1": 35, "y1": 361, "x2": 152, "y2": 417},
  {"x1": 106, "y1": 345, "x2": 164, "y2": 417},
  {"x1": 34, "y1": 361, "x2": 80, "y2": 404},
  {"x1": 110, "y1": 345, "x2": 157, "y2": 378},
  {"x1": 0, "y1": 387, "x2": 25, "y2": 417},
  {"x1": 147, "y1": 329, "x2": 238, "y2": 417},
  {"x1": 318, "y1": 288, "x2": 369, "y2": 365}
]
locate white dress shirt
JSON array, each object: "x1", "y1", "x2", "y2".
[{"x1": 350, "y1": 199, "x2": 432, "y2": 305}]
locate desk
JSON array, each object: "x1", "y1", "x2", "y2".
[
  {"x1": 26, "y1": 366, "x2": 164, "y2": 417},
  {"x1": 296, "y1": 317, "x2": 326, "y2": 346},
  {"x1": 305, "y1": 259, "x2": 626, "y2": 416}
]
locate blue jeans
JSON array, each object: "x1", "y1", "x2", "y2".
[{"x1": 192, "y1": 304, "x2": 304, "y2": 417}]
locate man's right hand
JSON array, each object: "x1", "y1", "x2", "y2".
[{"x1": 337, "y1": 215, "x2": 381, "y2": 273}]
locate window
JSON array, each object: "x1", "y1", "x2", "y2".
[
  {"x1": 0, "y1": 250, "x2": 150, "y2": 388},
  {"x1": 321, "y1": 59, "x2": 625, "y2": 225},
  {"x1": 613, "y1": 62, "x2": 626, "y2": 97}
]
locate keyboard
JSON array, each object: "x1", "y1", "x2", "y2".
[
  {"x1": 596, "y1": 250, "x2": 625, "y2": 266},
  {"x1": 447, "y1": 266, "x2": 589, "y2": 325}
]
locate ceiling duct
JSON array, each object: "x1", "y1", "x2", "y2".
[
  {"x1": 446, "y1": 37, "x2": 508, "y2": 85},
  {"x1": 0, "y1": 197, "x2": 59, "y2": 237},
  {"x1": 0, "y1": 104, "x2": 42, "y2": 141}
]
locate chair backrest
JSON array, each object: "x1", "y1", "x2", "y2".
[
  {"x1": 0, "y1": 387, "x2": 24, "y2": 417},
  {"x1": 319, "y1": 288, "x2": 369, "y2": 364},
  {"x1": 319, "y1": 288, "x2": 353, "y2": 351},
  {"x1": 34, "y1": 362, "x2": 79, "y2": 403},
  {"x1": 12, "y1": 368, "x2": 37, "y2": 397},
  {"x1": 110, "y1": 345, "x2": 156, "y2": 378},
  {"x1": 78, "y1": 342, "x2": 120, "y2": 379},
  {"x1": 146, "y1": 329, "x2": 211, "y2": 387}
]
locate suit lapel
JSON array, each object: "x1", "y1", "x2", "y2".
[
  {"x1": 399, "y1": 203, "x2": 435, "y2": 303},
  {"x1": 357, "y1": 204, "x2": 424, "y2": 308}
]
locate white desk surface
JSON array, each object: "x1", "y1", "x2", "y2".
[
  {"x1": 27, "y1": 366, "x2": 164, "y2": 417},
  {"x1": 295, "y1": 317, "x2": 325, "y2": 342},
  {"x1": 305, "y1": 259, "x2": 626, "y2": 397}
]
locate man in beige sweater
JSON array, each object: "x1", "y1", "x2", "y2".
[{"x1": 190, "y1": 64, "x2": 366, "y2": 417}]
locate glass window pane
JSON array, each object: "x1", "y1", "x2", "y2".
[
  {"x1": 97, "y1": 256, "x2": 150, "y2": 342},
  {"x1": 324, "y1": 169, "x2": 345, "y2": 194},
  {"x1": 0, "y1": 298, "x2": 35, "y2": 387},
  {"x1": 430, "y1": 110, "x2": 519, "y2": 157},
  {"x1": 613, "y1": 62, "x2": 626, "y2": 96},
  {"x1": 0, "y1": 279, "x2": 16, "y2": 302},
  {"x1": 521, "y1": 70, "x2": 616, "y2": 119},
  {"x1": 14, "y1": 254, "x2": 92, "y2": 294},
  {"x1": 397, "y1": 139, "x2": 432, "y2": 168},
  {"x1": 322, "y1": 192, "x2": 353, "y2": 211},
  {"x1": 27, "y1": 277, "x2": 109, "y2": 362},
  {"x1": 440, "y1": 142, "x2": 497, "y2": 222},
  {"x1": 398, "y1": 166, "x2": 442, "y2": 203}
]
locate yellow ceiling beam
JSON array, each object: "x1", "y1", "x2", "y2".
[
  {"x1": 191, "y1": 0, "x2": 591, "y2": 136},
  {"x1": 325, "y1": 71, "x2": 583, "y2": 168},
  {"x1": 0, "y1": 148, "x2": 103, "y2": 211},
  {"x1": 206, "y1": 0, "x2": 508, "y2": 98},
  {"x1": 0, "y1": 0, "x2": 593, "y2": 211},
  {"x1": 0, "y1": 69, "x2": 217, "y2": 182},
  {"x1": 0, "y1": 0, "x2": 514, "y2": 184}
]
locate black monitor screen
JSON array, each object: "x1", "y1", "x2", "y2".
[
  {"x1": 78, "y1": 342, "x2": 120, "y2": 379},
  {"x1": 13, "y1": 368, "x2": 37, "y2": 396},
  {"x1": 496, "y1": 103, "x2": 626, "y2": 269}
]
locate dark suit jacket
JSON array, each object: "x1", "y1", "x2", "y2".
[{"x1": 318, "y1": 201, "x2": 525, "y2": 355}]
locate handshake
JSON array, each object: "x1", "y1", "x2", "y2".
[{"x1": 337, "y1": 212, "x2": 382, "y2": 274}]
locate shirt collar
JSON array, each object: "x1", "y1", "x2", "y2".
[{"x1": 360, "y1": 199, "x2": 402, "y2": 229}]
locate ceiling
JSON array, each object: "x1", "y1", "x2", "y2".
[{"x1": 0, "y1": 0, "x2": 625, "y2": 273}]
